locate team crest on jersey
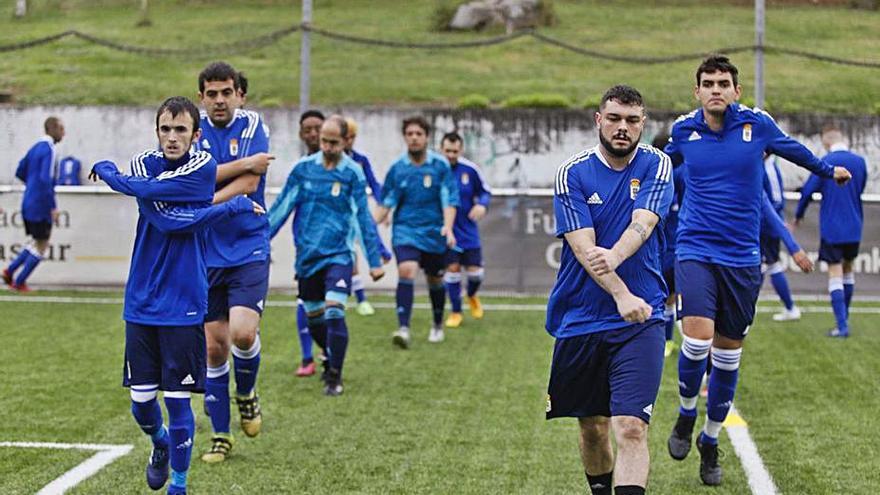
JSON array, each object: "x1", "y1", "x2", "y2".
[
  {"x1": 229, "y1": 138, "x2": 239, "y2": 156},
  {"x1": 629, "y1": 179, "x2": 641, "y2": 200},
  {"x1": 461, "y1": 173, "x2": 470, "y2": 185},
  {"x1": 742, "y1": 124, "x2": 752, "y2": 142},
  {"x1": 423, "y1": 174, "x2": 432, "y2": 188},
  {"x1": 331, "y1": 181, "x2": 341, "y2": 197}
]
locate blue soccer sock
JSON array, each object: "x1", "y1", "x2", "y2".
[
  {"x1": 396, "y1": 278, "x2": 414, "y2": 328},
  {"x1": 130, "y1": 386, "x2": 167, "y2": 446},
  {"x1": 306, "y1": 312, "x2": 328, "y2": 352},
  {"x1": 769, "y1": 264, "x2": 795, "y2": 311},
  {"x1": 205, "y1": 363, "x2": 231, "y2": 434},
  {"x1": 352, "y1": 275, "x2": 367, "y2": 304},
  {"x1": 664, "y1": 303, "x2": 676, "y2": 341},
  {"x1": 429, "y1": 282, "x2": 446, "y2": 327},
  {"x1": 843, "y1": 272, "x2": 855, "y2": 315},
  {"x1": 14, "y1": 249, "x2": 42, "y2": 286},
  {"x1": 232, "y1": 335, "x2": 260, "y2": 397},
  {"x1": 6, "y1": 248, "x2": 30, "y2": 275},
  {"x1": 164, "y1": 395, "x2": 194, "y2": 492},
  {"x1": 444, "y1": 271, "x2": 463, "y2": 313},
  {"x1": 325, "y1": 306, "x2": 349, "y2": 373},
  {"x1": 703, "y1": 347, "x2": 742, "y2": 445},
  {"x1": 296, "y1": 301, "x2": 313, "y2": 361},
  {"x1": 678, "y1": 336, "x2": 711, "y2": 416},
  {"x1": 829, "y1": 277, "x2": 848, "y2": 333},
  {"x1": 466, "y1": 268, "x2": 484, "y2": 298}
]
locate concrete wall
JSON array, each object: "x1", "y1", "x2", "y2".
[{"x1": 2, "y1": 105, "x2": 879, "y2": 192}]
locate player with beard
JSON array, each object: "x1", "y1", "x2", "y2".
[{"x1": 546, "y1": 85, "x2": 673, "y2": 495}]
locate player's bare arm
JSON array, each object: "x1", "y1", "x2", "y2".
[
  {"x1": 565, "y1": 228, "x2": 651, "y2": 323},
  {"x1": 586, "y1": 209, "x2": 660, "y2": 276}
]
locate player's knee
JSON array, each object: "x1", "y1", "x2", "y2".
[
  {"x1": 303, "y1": 300, "x2": 325, "y2": 320},
  {"x1": 427, "y1": 276, "x2": 444, "y2": 288},
  {"x1": 129, "y1": 386, "x2": 158, "y2": 403},
  {"x1": 614, "y1": 417, "x2": 647, "y2": 444},
  {"x1": 578, "y1": 418, "x2": 610, "y2": 443},
  {"x1": 232, "y1": 332, "x2": 260, "y2": 358},
  {"x1": 446, "y1": 263, "x2": 461, "y2": 273},
  {"x1": 443, "y1": 271, "x2": 462, "y2": 284},
  {"x1": 325, "y1": 304, "x2": 345, "y2": 320}
]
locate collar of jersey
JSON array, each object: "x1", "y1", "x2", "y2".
[
  {"x1": 592, "y1": 145, "x2": 638, "y2": 170},
  {"x1": 830, "y1": 143, "x2": 849, "y2": 153}
]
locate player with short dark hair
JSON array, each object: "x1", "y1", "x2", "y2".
[
  {"x1": 439, "y1": 131, "x2": 492, "y2": 328},
  {"x1": 795, "y1": 125, "x2": 867, "y2": 338},
  {"x1": 194, "y1": 61, "x2": 275, "y2": 463},
  {"x1": 89, "y1": 96, "x2": 264, "y2": 495},
  {"x1": 547, "y1": 85, "x2": 673, "y2": 495},
  {"x1": 374, "y1": 116, "x2": 460, "y2": 347},
  {"x1": 299, "y1": 109, "x2": 326, "y2": 155},
  {"x1": 268, "y1": 115, "x2": 385, "y2": 395},
  {"x1": 665, "y1": 55, "x2": 851, "y2": 486},
  {"x1": 3, "y1": 117, "x2": 64, "y2": 292}
]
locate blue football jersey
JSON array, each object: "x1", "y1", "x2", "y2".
[
  {"x1": 195, "y1": 109, "x2": 270, "y2": 268},
  {"x1": 93, "y1": 150, "x2": 257, "y2": 326},
  {"x1": 451, "y1": 157, "x2": 491, "y2": 250},
  {"x1": 15, "y1": 137, "x2": 57, "y2": 223},
  {"x1": 546, "y1": 144, "x2": 673, "y2": 339},
  {"x1": 267, "y1": 152, "x2": 383, "y2": 278},
  {"x1": 795, "y1": 144, "x2": 867, "y2": 244},
  {"x1": 381, "y1": 150, "x2": 461, "y2": 254},
  {"x1": 348, "y1": 149, "x2": 383, "y2": 201},
  {"x1": 56, "y1": 156, "x2": 82, "y2": 186},
  {"x1": 665, "y1": 104, "x2": 834, "y2": 267}
]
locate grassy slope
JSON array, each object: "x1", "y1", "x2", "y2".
[
  {"x1": 0, "y1": 0, "x2": 877, "y2": 113},
  {"x1": 0, "y1": 293, "x2": 878, "y2": 493}
]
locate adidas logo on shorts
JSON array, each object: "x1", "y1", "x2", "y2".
[
  {"x1": 181, "y1": 374, "x2": 195, "y2": 386},
  {"x1": 642, "y1": 404, "x2": 654, "y2": 417},
  {"x1": 335, "y1": 279, "x2": 348, "y2": 289}
]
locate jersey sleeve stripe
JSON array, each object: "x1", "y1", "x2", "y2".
[{"x1": 156, "y1": 151, "x2": 211, "y2": 180}]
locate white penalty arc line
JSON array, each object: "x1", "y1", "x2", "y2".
[
  {"x1": 0, "y1": 441, "x2": 133, "y2": 495},
  {"x1": 2, "y1": 294, "x2": 880, "y2": 314},
  {"x1": 723, "y1": 407, "x2": 779, "y2": 495}
]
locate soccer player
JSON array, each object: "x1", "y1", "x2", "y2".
[
  {"x1": 664, "y1": 56, "x2": 851, "y2": 486},
  {"x1": 651, "y1": 133, "x2": 683, "y2": 358},
  {"x1": 292, "y1": 109, "x2": 326, "y2": 377},
  {"x1": 2, "y1": 117, "x2": 64, "y2": 292},
  {"x1": 193, "y1": 62, "x2": 274, "y2": 463},
  {"x1": 344, "y1": 116, "x2": 393, "y2": 316},
  {"x1": 546, "y1": 85, "x2": 672, "y2": 495},
  {"x1": 439, "y1": 131, "x2": 491, "y2": 328},
  {"x1": 268, "y1": 115, "x2": 385, "y2": 395},
  {"x1": 795, "y1": 124, "x2": 867, "y2": 338},
  {"x1": 89, "y1": 96, "x2": 264, "y2": 495},
  {"x1": 56, "y1": 155, "x2": 82, "y2": 185},
  {"x1": 762, "y1": 154, "x2": 802, "y2": 321},
  {"x1": 374, "y1": 116, "x2": 460, "y2": 347}
]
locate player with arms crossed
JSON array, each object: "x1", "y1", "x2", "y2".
[
  {"x1": 546, "y1": 85, "x2": 673, "y2": 495},
  {"x1": 664, "y1": 56, "x2": 851, "y2": 486},
  {"x1": 268, "y1": 116, "x2": 385, "y2": 395},
  {"x1": 193, "y1": 62, "x2": 274, "y2": 463},
  {"x1": 90, "y1": 96, "x2": 263, "y2": 495}
]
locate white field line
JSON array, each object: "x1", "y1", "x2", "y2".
[
  {"x1": 0, "y1": 441, "x2": 133, "y2": 495},
  {"x1": 724, "y1": 406, "x2": 780, "y2": 495},
  {"x1": 2, "y1": 294, "x2": 880, "y2": 315}
]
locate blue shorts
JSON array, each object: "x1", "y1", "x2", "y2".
[
  {"x1": 24, "y1": 220, "x2": 52, "y2": 241},
  {"x1": 206, "y1": 259, "x2": 270, "y2": 322},
  {"x1": 546, "y1": 321, "x2": 665, "y2": 423},
  {"x1": 818, "y1": 240, "x2": 859, "y2": 264},
  {"x1": 298, "y1": 263, "x2": 353, "y2": 303},
  {"x1": 123, "y1": 322, "x2": 206, "y2": 393},
  {"x1": 760, "y1": 234, "x2": 781, "y2": 265},
  {"x1": 446, "y1": 247, "x2": 483, "y2": 267},
  {"x1": 676, "y1": 260, "x2": 762, "y2": 341},
  {"x1": 394, "y1": 245, "x2": 445, "y2": 278}
]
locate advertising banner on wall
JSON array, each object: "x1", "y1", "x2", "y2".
[{"x1": 1, "y1": 188, "x2": 878, "y2": 295}]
